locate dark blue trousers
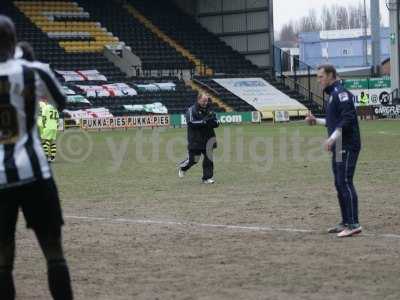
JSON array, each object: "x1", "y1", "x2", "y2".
[{"x1": 332, "y1": 149, "x2": 360, "y2": 225}]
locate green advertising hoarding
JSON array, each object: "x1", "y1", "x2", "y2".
[
  {"x1": 343, "y1": 77, "x2": 391, "y2": 106},
  {"x1": 170, "y1": 111, "x2": 261, "y2": 127},
  {"x1": 343, "y1": 79, "x2": 369, "y2": 90}
]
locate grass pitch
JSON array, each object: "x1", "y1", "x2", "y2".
[{"x1": 13, "y1": 120, "x2": 400, "y2": 299}]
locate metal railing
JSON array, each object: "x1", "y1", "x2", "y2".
[{"x1": 273, "y1": 46, "x2": 325, "y2": 113}]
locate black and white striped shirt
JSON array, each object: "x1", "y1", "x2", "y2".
[{"x1": 0, "y1": 58, "x2": 65, "y2": 189}]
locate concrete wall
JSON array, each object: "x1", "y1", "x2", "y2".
[
  {"x1": 195, "y1": 0, "x2": 273, "y2": 69},
  {"x1": 172, "y1": 0, "x2": 196, "y2": 15}
]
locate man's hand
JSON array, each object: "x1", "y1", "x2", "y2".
[
  {"x1": 323, "y1": 138, "x2": 335, "y2": 152},
  {"x1": 204, "y1": 112, "x2": 216, "y2": 123},
  {"x1": 305, "y1": 112, "x2": 317, "y2": 126}
]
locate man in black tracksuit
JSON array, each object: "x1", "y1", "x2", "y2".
[
  {"x1": 306, "y1": 64, "x2": 362, "y2": 238},
  {"x1": 178, "y1": 94, "x2": 219, "y2": 184}
]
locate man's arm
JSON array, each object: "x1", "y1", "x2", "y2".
[
  {"x1": 29, "y1": 62, "x2": 66, "y2": 111},
  {"x1": 324, "y1": 127, "x2": 342, "y2": 152},
  {"x1": 305, "y1": 111, "x2": 326, "y2": 126},
  {"x1": 327, "y1": 127, "x2": 342, "y2": 143}
]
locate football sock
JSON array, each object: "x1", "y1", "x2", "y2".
[
  {"x1": 47, "y1": 259, "x2": 73, "y2": 300},
  {"x1": 43, "y1": 140, "x2": 50, "y2": 158},
  {"x1": 50, "y1": 142, "x2": 57, "y2": 160},
  {"x1": 0, "y1": 266, "x2": 15, "y2": 300}
]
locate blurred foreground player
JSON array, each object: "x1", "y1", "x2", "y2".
[
  {"x1": 14, "y1": 41, "x2": 48, "y2": 150},
  {"x1": 0, "y1": 15, "x2": 73, "y2": 299},
  {"x1": 306, "y1": 64, "x2": 362, "y2": 238}
]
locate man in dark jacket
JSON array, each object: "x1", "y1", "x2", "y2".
[
  {"x1": 306, "y1": 64, "x2": 362, "y2": 238},
  {"x1": 178, "y1": 93, "x2": 219, "y2": 184}
]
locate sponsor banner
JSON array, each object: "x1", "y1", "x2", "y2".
[
  {"x1": 213, "y1": 78, "x2": 307, "y2": 114},
  {"x1": 55, "y1": 69, "x2": 107, "y2": 82},
  {"x1": 67, "y1": 95, "x2": 91, "y2": 104},
  {"x1": 217, "y1": 112, "x2": 259, "y2": 124},
  {"x1": 155, "y1": 82, "x2": 176, "y2": 91},
  {"x1": 369, "y1": 77, "x2": 391, "y2": 89},
  {"x1": 124, "y1": 102, "x2": 168, "y2": 114},
  {"x1": 62, "y1": 86, "x2": 76, "y2": 95},
  {"x1": 343, "y1": 78, "x2": 391, "y2": 106},
  {"x1": 63, "y1": 107, "x2": 113, "y2": 124},
  {"x1": 373, "y1": 105, "x2": 400, "y2": 118},
  {"x1": 170, "y1": 111, "x2": 260, "y2": 127},
  {"x1": 59, "y1": 73, "x2": 83, "y2": 82},
  {"x1": 76, "y1": 85, "x2": 109, "y2": 97},
  {"x1": 343, "y1": 79, "x2": 369, "y2": 89},
  {"x1": 251, "y1": 111, "x2": 262, "y2": 123},
  {"x1": 81, "y1": 115, "x2": 170, "y2": 130},
  {"x1": 170, "y1": 114, "x2": 183, "y2": 127},
  {"x1": 77, "y1": 83, "x2": 137, "y2": 97},
  {"x1": 78, "y1": 70, "x2": 107, "y2": 81},
  {"x1": 135, "y1": 82, "x2": 176, "y2": 92},
  {"x1": 274, "y1": 111, "x2": 290, "y2": 122}
]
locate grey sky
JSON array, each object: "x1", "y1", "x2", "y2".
[{"x1": 274, "y1": 0, "x2": 390, "y2": 31}]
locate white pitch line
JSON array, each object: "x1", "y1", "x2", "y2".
[{"x1": 65, "y1": 215, "x2": 400, "y2": 240}]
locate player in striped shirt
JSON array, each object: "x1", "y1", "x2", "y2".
[{"x1": 0, "y1": 16, "x2": 73, "y2": 299}]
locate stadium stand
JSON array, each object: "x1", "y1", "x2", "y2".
[
  {"x1": 1, "y1": 0, "x2": 225, "y2": 119},
  {"x1": 1, "y1": 1, "x2": 126, "y2": 81},
  {"x1": 125, "y1": 0, "x2": 260, "y2": 75},
  {"x1": 77, "y1": 0, "x2": 195, "y2": 71},
  {"x1": 14, "y1": 1, "x2": 121, "y2": 53},
  {"x1": 1, "y1": 0, "x2": 322, "y2": 117},
  {"x1": 122, "y1": 0, "x2": 323, "y2": 115}
]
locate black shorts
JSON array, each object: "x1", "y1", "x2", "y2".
[{"x1": 0, "y1": 178, "x2": 64, "y2": 240}]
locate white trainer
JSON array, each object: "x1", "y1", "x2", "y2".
[
  {"x1": 202, "y1": 178, "x2": 215, "y2": 184},
  {"x1": 178, "y1": 168, "x2": 185, "y2": 178},
  {"x1": 337, "y1": 226, "x2": 362, "y2": 238}
]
